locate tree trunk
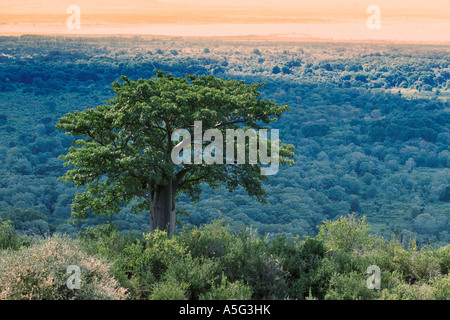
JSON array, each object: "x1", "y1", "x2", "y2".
[{"x1": 150, "y1": 181, "x2": 176, "y2": 235}]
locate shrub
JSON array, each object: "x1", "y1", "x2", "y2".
[
  {"x1": 0, "y1": 219, "x2": 22, "y2": 250},
  {"x1": 179, "y1": 220, "x2": 234, "y2": 259},
  {"x1": 324, "y1": 271, "x2": 379, "y2": 300},
  {"x1": 200, "y1": 276, "x2": 253, "y2": 300},
  {"x1": 401, "y1": 243, "x2": 442, "y2": 281},
  {"x1": 220, "y1": 227, "x2": 288, "y2": 299},
  {"x1": 0, "y1": 235, "x2": 128, "y2": 300},
  {"x1": 162, "y1": 256, "x2": 218, "y2": 300},
  {"x1": 115, "y1": 229, "x2": 188, "y2": 299},
  {"x1": 271, "y1": 236, "x2": 330, "y2": 299},
  {"x1": 77, "y1": 224, "x2": 147, "y2": 299},
  {"x1": 318, "y1": 213, "x2": 375, "y2": 253},
  {"x1": 150, "y1": 278, "x2": 189, "y2": 300},
  {"x1": 434, "y1": 245, "x2": 450, "y2": 275},
  {"x1": 77, "y1": 223, "x2": 130, "y2": 260},
  {"x1": 380, "y1": 275, "x2": 449, "y2": 300},
  {"x1": 141, "y1": 229, "x2": 188, "y2": 279},
  {"x1": 363, "y1": 238, "x2": 443, "y2": 283},
  {"x1": 430, "y1": 275, "x2": 450, "y2": 300}
]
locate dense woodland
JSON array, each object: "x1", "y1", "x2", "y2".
[
  {"x1": 0, "y1": 35, "x2": 448, "y2": 247},
  {"x1": 0, "y1": 35, "x2": 449, "y2": 300}
]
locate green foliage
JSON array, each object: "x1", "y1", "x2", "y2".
[
  {"x1": 0, "y1": 36, "x2": 449, "y2": 300},
  {"x1": 180, "y1": 221, "x2": 288, "y2": 299},
  {"x1": 199, "y1": 276, "x2": 253, "y2": 300},
  {"x1": 150, "y1": 278, "x2": 189, "y2": 300},
  {"x1": 324, "y1": 271, "x2": 379, "y2": 300},
  {"x1": 219, "y1": 227, "x2": 288, "y2": 299},
  {"x1": 107, "y1": 219, "x2": 450, "y2": 300},
  {"x1": 434, "y1": 245, "x2": 450, "y2": 275},
  {"x1": 301, "y1": 123, "x2": 330, "y2": 137},
  {"x1": 141, "y1": 229, "x2": 189, "y2": 279},
  {"x1": 380, "y1": 275, "x2": 450, "y2": 300},
  {"x1": 0, "y1": 207, "x2": 48, "y2": 232},
  {"x1": 77, "y1": 223, "x2": 129, "y2": 259},
  {"x1": 56, "y1": 71, "x2": 294, "y2": 233},
  {"x1": 362, "y1": 238, "x2": 447, "y2": 284},
  {"x1": 270, "y1": 236, "x2": 330, "y2": 299},
  {"x1": 0, "y1": 219, "x2": 22, "y2": 250},
  {"x1": 179, "y1": 219, "x2": 235, "y2": 259},
  {"x1": 0, "y1": 36, "x2": 448, "y2": 245},
  {"x1": 0, "y1": 218, "x2": 448, "y2": 300},
  {"x1": 163, "y1": 256, "x2": 218, "y2": 300},
  {"x1": 318, "y1": 213, "x2": 375, "y2": 253},
  {"x1": 115, "y1": 229, "x2": 188, "y2": 298}
]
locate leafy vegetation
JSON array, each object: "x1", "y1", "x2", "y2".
[
  {"x1": 55, "y1": 71, "x2": 293, "y2": 234},
  {"x1": 0, "y1": 35, "x2": 448, "y2": 299},
  {"x1": 0, "y1": 231, "x2": 128, "y2": 300},
  {"x1": 0, "y1": 35, "x2": 448, "y2": 247},
  {"x1": 0, "y1": 215, "x2": 448, "y2": 300}
]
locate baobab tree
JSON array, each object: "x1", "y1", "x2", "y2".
[{"x1": 57, "y1": 72, "x2": 294, "y2": 234}]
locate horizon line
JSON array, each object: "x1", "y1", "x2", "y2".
[{"x1": 1, "y1": 32, "x2": 449, "y2": 46}]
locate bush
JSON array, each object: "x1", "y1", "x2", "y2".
[
  {"x1": 380, "y1": 275, "x2": 449, "y2": 300},
  {"x1": 0, "y1": 235, "x2": 128, "y2": 300},
  {"x1": 318, "y1": 213, "x2": 375, "y2": 253},
  {"x1": 3, "y1": 219, "x2": 445, "y2": 301},
  {"x1": 141, "y1": 229, "x2": 188, "y2": 279},
  {"x1": 271, "y1": 236, "x2": 330, "y2": 299},
  {"x1": 220, "y1": 227, "x2": 288, "y2": 299},
  {"x1": 114, "y1": 229, "x2": 189, "y2": 299},
  {"x1": 150, "y1": 278, "x2": 189, "y2": 300},
  {"x1": 162, "y1": 256, "x2": 218, "y2": 300},
  {"x1": 77, "y1": 223, "x2": 142, "y2": 297},
  {"x1": 363, "y1": 238, "x2": 444, "y2": 283},
  {"x1": 77, "y1": 223, "x2": 130, "y2": 260},
  {"x1": 392, "y1": 242, "x2": 442, "y2": 282},
  {"x1": 324, "y1": 271, "x2": 379, "y2": 300},
  {"x1": 434, "y1": 245, "x2": 450, "y2": 275},
  {"x1": 0, "y1": 219, "x2": 22, "y2": 250},
  {"x1": 179, "y1": 220, "x2": 234, "y2": 259},
  {"x1": 200, "y1": 276, "x2": 253, "y2": 300}
]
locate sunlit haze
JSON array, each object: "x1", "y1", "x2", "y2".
[{"x1": 1, "y1": 0, "x2": 449, "y2": 43}]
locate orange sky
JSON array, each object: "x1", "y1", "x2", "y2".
[{"x1": 0, "y1": 0, "x2": 449, "y2": 43}]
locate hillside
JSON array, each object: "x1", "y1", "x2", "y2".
[{"x1": 0, "y1": 35, "x2": 448, "y2": 246}]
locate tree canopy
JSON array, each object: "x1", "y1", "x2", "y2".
[{"x1": 56, "y1": 71, "x2": 294, "y2": 234}]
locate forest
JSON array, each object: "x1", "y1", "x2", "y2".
[
  {"x1": 0, "y1": 35, "x2": 449, "y2": 300},
  {"x1": 0, "y1": 35, "x2": 448, "y2": 244}
]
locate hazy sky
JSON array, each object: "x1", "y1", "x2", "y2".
[
  {"x1": 1, "y1": 0, "x2": 449, "y2": 42},
  {"x1": 1, "y1": 0, "x2": 449, "y2": 15}
]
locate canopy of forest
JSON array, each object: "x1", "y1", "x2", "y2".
[{"x1": 0, "y1": 35, "x2": 448, "y2": 247}]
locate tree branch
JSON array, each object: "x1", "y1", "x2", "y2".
[
  {"x1": 178, "y1": 174, "x2": 209, "y2": 188},
  {"x1": 85, "y1": 191, "x2": 142, "y2": 214},
  {"x1": 213, "y1": 118, "x2": 246, "y2": 129}
]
